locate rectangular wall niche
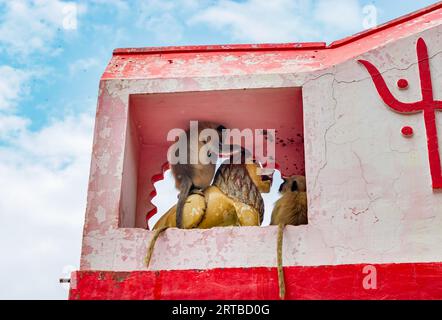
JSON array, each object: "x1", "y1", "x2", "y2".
[{"x1": 119, "y1": 87, "x2": 305, "y2": 229}]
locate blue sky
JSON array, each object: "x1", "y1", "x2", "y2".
[{"x1": 0, "y1": 0, "x2": 438, "y2": 299}]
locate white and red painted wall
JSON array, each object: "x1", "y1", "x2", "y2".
[{"x1": 70, "y1": 3, "x2": 442, "y2": 300}]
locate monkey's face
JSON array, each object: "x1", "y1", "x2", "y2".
[
  {"x1": 246, "y1": 163, "x2": 274, "y2": 193},
  {"x1": 198, "y1": 121, "x2": 226, "y2": 150},
  {"x1": 279, "y1": 176, "x2": 306, "y2": 194},
  {"x1": 198, "y1": 140, "x2": 219, "y2": 165}
]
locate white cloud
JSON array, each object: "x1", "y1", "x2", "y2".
[
  {"x1": 189, "y1": 0, "x2": 365, "y2": 43},
  {"x1": 0, "y1": 65, "x2": 31, "y2": 111},
  {"x1": 68, "y1": 57, "x2": 100, "y2": 76},
  {"x1": 136, "y1": 1, "x2": 186, "y2": 43},
  {"x1": 0, "y1": 0, "x2": 93, "y2": 298},
  {"x1": 0, "y1": 114, "x2": 29, "y2": 139},
  {"x1": 313, "y1": 0, "x2": 362, "y2": 32},
  {"x1": 138, "y1": 11, "x2": 184, "y2": 43},
  {"x1": 189, "y1": 0, "x2": 319, "y2": 43},
  {"x1": 0, "y1": 0, "x2": 86, "y2": 57},
  {"x1": 14, "y1": 113, "x2": 94, "y2": 169},
  {"x1": 0, "y1": 112, "x2": 94, "y2": 299},
  {"x1": 0, "y1": 64, "x2": 93, "y2": 299},
  {"x1": 91, "y1": 0, "x2": 129, "y2": 11},
  {"x1": 133, "y1": 0, "x2": 210, "y2": 44}
]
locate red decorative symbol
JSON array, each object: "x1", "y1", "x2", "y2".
[
  {"x1": 359, "y1": 38, "x2": 442, "y2": 189},
  {"x1": 397, "y1": 78, "x2": 409, "y2": 89},
  {"x1": 401, "y1": 126, "x2": 414, "y2": 137}
]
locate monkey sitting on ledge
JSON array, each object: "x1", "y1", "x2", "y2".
[
  {"x1": 271, "y1": 175, "x2": 308, "y2": 227},
  {"x1": 169, "y1": 121, "x2": 226, "y2": 229},
  {"x1": 169, "y1": 121, "x2": 248, "y2": 229},
  {"x1": 270, "y1": 175, "x2": 308, "y2": 300}
]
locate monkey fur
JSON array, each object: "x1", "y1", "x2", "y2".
[
  {"x1": 154, "y1": 157, "x2": 272, "y2": 230},
  {"x1": 271, "y1": 175, "x2": 308, "y2": 300},
  {"x1": 271, "y1": 176, "x2": 308, "y2": 226},
  {"x1": 170, "y1": 121, "x2": 226, "y2": 229}
]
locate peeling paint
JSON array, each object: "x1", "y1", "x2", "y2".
[{"x1": 80, "y1": 6, "x2": 442, "y2": 274}]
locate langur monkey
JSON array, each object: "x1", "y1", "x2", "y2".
[
  {"x1": 169, "y1": 121, "x2": 261, "y2": 229},
  {"x1": 169, "y1": 121, "x2": 226, "y2": 229},
  {"x1": 271, "y1": 175, "x2": 308, "y2": 300},
  {"x1": 271, "y1": 175, "x2": 308, "y2": 226}
]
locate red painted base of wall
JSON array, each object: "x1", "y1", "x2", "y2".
[{"x1": 69, "y1": 262, "x2": 442, "y2": 300}]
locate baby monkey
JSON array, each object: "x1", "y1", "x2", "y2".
[{"x1": 271, "y1": 175, "x2": 308, "y2": 226}]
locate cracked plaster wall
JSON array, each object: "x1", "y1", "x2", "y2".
[{"x1": 304, "y1": 27, "x2": 442, "y2": 265}]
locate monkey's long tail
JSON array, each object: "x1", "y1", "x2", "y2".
[
  {"x1": 145, "y1": 226, "x2": 169, "y2": 268},
  {"x1": 176, "y1": 178, "x2": 193, "y2": 229},
  {"x1": 277, "y1": 223, "x2": 286, "y2": 300}
]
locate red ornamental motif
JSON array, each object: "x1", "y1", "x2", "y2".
[
  {"x1": 397, "y1": 78, "x2": 409, "y2": 89},
  {"x1": 401, "y1": 126, "x2": 414, "y2": 137},
  {"x1": 359, "y1": 38, "x2": 442, "y2": 189}
]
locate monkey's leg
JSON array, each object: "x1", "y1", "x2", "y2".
[
  {"x1": 235, "y1": 203, "x2": 260, "y2": 226},
  {"x1": 277, "y1": 223, "x2": 286, "y2": 300},
  {"x1": 154, "y1": 194, "x2": 207, "y2": 229},
  {"x1": 181, "y1": 194, "x2": 207, "y2": 229},
  {"x1": 196, "y1": 187, "x2": 237, "y2": 228},
  {"x1": 145, "y1": 195, "x2": 207, "y2": 268}
]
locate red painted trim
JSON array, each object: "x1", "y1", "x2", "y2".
[
  {"x1": 146, "y1": 162, "x2": 171, "y2": 228},
  {"x1": 112, "y1": 2, "x2": 442, "y2": 56},
  {"x1": 113, "y1": 43, "x2": 327, "y2": 56},
  {"x1": 328, "y1": 2, "x2": 442, "y2": 48},
  {"x1": 359, "y1": 38, "x2": 442, "y2": 189},
  {"x1": 69, "y1": 262, "x2": 442, "y2": 300}
]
